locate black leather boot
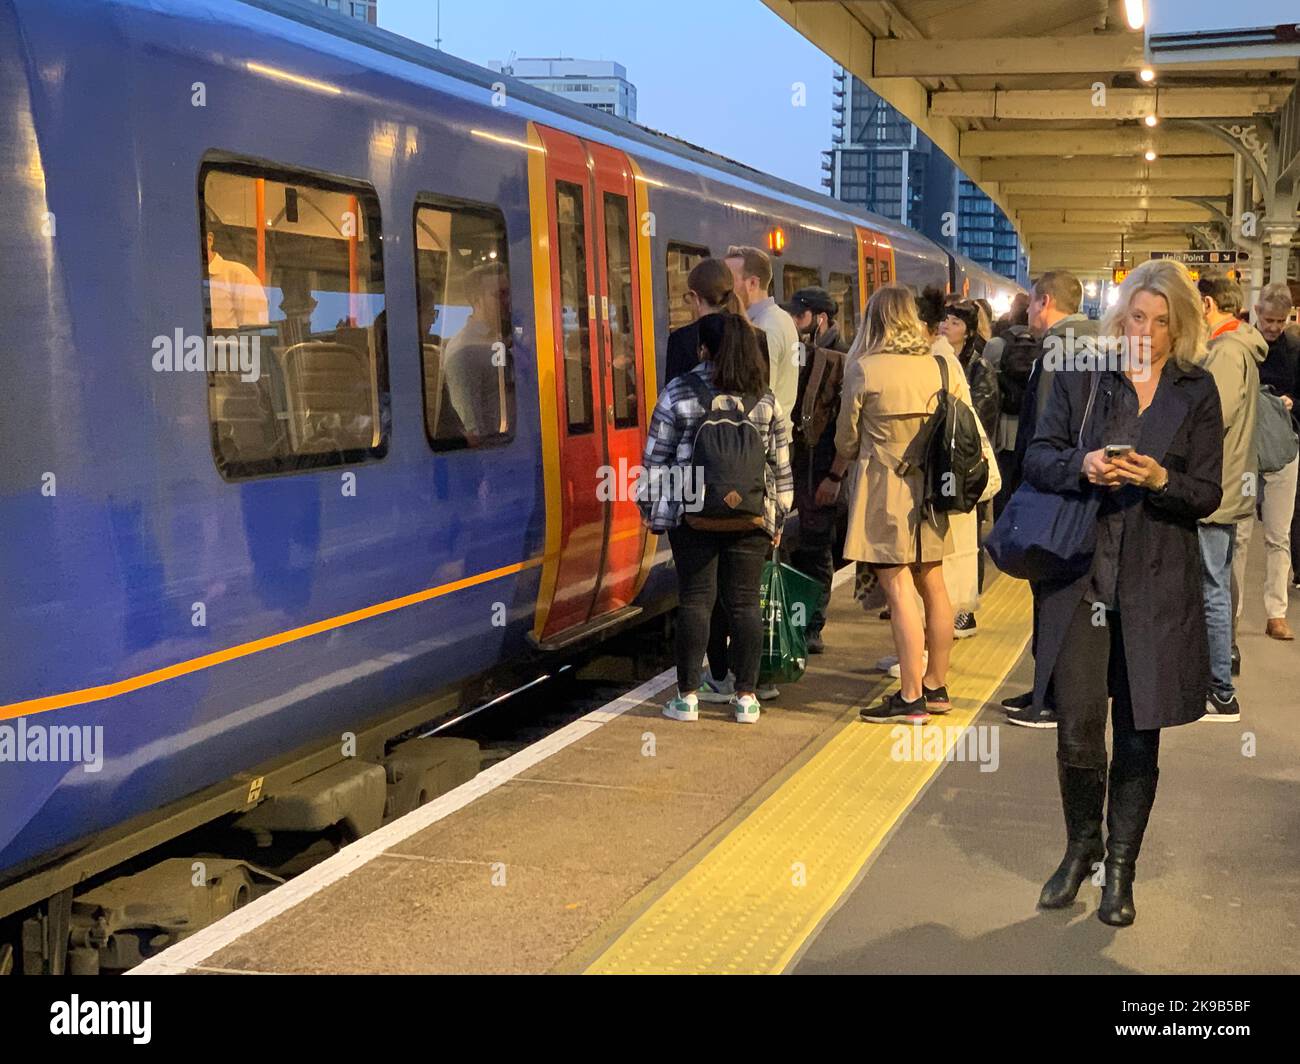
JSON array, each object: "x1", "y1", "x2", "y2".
[
  {"x1": 1098, "y1": 769, "x2": 1159, "y2": 927},
  {"x1": 1039, "y1": 759, "x2": 1106, "y2": 909}
]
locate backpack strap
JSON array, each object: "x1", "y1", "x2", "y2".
[
  {"x1": 682, "y1": 371, "x2": 714, "y2": 412},
  {"x1": 934, "y1": 353, "x2": 950, "y2": 397}
]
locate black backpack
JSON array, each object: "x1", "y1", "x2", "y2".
[
  {"x1": 683, "y1": 375, "x2": 767, "y2": 526},
  {"x1": 996, "y1": 326, "x2": 1039, "y2": 416},
  {"x1": 913, "y1": 356, "x2": 988, "y2": 517}
]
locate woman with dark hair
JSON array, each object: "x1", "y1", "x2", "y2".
[
  {"x1": 639, "y1": 311, "x2": 793, "y2": 725},
  {"x1": 663, "y1": 258, "x2": 768, "y2": 384},
  {"x1": 1027, "y1": 259, "x2": 1222, "y2": 926},
  {"x1": 940, "y1": 300, "x2": 1002, "y2": 638}
]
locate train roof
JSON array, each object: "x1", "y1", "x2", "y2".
[{"x1": 226, "y1": 0, "x2": 960, "y2": 259}]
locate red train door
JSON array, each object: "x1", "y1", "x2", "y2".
[
  {"x1": 586, "y1": 140, "x2": 648, "y2": 618},
  {"x1": 855, "y1": 226, "x2": 896, "y2": 310},
  {"x1": 528, "y1": 123, "x2": 652, "y2": 647}
]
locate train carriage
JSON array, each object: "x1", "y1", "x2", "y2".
[{"x1": 0, "y1": 0, "x2": 1022, "y2": 963}]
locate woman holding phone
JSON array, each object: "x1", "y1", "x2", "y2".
[{"x1": 1024, "y1": 259, "x2": 1223, "y2": 926}]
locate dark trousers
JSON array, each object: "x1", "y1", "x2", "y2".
[
  {"x1": 668, "y1": 524, "x2": 768, "y2": 693},
  {"x1": 789, "y1": 442, "x2": 836, "y2": 636},
  {"x1": 1030, "y1": 581, "x2": 1055, "y2": 710},
  {"x1": 1054, "y1": 599, "x2": 1160, "y2": 776},
  {"x1": 1293, "y1": 475, "x2": 1300, "y2": 579},
  {"x1": 993, "y1": 448, "x2": 1020, "y2": 522}
]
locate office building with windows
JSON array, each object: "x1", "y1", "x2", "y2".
[
  {"x1": 823, "y1": 66, "x2": 1027, "y2": 284},
  {"x1": 489, "y1": 58, "x2": 637, "y2": 122},
  {"x1": 309, "y1": 0, "x2": 377, "y2": 24}
]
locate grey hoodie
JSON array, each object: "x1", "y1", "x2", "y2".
[{"x1": 1196, "y1": 319, "x2": 1267, "y2": 525}]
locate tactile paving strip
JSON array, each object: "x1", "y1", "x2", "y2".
[{"x1": 584, "y1": 575, "x2": 1032, "y2": 974}]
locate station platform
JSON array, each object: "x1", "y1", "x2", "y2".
[{"x1": 132, "y1": 529, "x2": 1299, "y2": 976}]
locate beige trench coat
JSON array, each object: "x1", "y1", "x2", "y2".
[{"x1": 835, "y1": 344, "x2": 981, "y2": 566}]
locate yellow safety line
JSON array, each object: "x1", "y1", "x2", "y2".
[{"x1": 585, "y1": 574, "x2": 1032, "y2": 975}]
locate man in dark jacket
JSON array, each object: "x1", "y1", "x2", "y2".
[
  {"x1": 1003, "y1": 271, "x2": 1099, "y2": 728},
  {"x1": 783, "y1": 287, "x2": 849, "y2": 653}
]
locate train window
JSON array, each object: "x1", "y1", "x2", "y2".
[
  {"x1": 862, "y1": 255, "x2": 877, "y2": 294},
  {"x1": 199, "y1": 162, "x2": 388, "y2": 480},
  {"x1": 879, "y1": 254, "x2": 892, "y2": 284},
  {"x1": 666, "y1": 242, "x2": 709, "y2": 331},
  {"x1": 603, "y1": 192, "x2": 639, "y2": 430},
  {"x1": 828, "y1": 272, "x2": 857, "y2": 335},
  {"x1": 413, "y1": 197, "x2": 514, "y2": 451},
  {"x1": 556, "y1": 181, "x2": 594, "y2": 435},
  {"x1": 781, "y1": 264, "x2": 821, "y2": 300}
]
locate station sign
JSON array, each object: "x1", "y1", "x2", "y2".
[
  {"x1": 1148, "y1": 250, "x2": 1248, "y2": 283},
  {"x1": 1148, "y1": 250, "x2": 1249, "y2": 266}
]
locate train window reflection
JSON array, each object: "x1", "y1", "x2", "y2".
[
  {"x1": 603, "y1": 192, "x2": 638, "y2": 430},
  {"x1": 200, "y1": 161, "x2": 388, "y2": 480},
  {"x1": 828, "y1": 271, "x2": 857, "y2": 335},
  {"x1": 414, "y1": 198, "x2": 514, "y2": 451},
  {"x1": 556, "y1": 181, "x2": 594, "y2": 435},
  {"x1": 781, "y1": 264, "x2": 821, "y2": 300},
  {"x1": 666, "y1": 242, "x2": 709, "y2": 332}
]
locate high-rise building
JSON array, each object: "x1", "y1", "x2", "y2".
[
  {"x1": 824, "y1": 66, "x2": 1027, "y2": 284},
  {"x1": 309, "y1": 0, "x2": 377, "y2": 24},
  {"x1": 489, "y1": 57, "x2": 637, "y2": 121}
]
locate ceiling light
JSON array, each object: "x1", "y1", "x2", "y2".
[
  {"x1": 1144, "y1": 149, "x2": 1157, "y2": 161},
  {"x1": 1144, "y1": 114, "x2": 1158, "y2": 127},
  {"x1": 1139, "y1": 67, "x2": 1155, "y2": 83},
  {"x1": 1124, "y1": 0, "x2": 1145, "y2": 31}
]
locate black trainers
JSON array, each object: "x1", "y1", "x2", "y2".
[
  {"x1": 861, "y1": 691, "x2": 930, "y2": 724},
  {"x1": 878, "y1": 607, "x2": 891, "y2": 621},
  {"x1": 1000, "y1": 689, "x2": 1034, "y2": 710},
  {"x1": 922, "y1": 684, "x2": 952, "y2": 714},
  {"x1": 1005, "y1": 704, "x2": 1058, "y2": 729},
  {"x1": 1200, "y1": 691, "x2": 1241, "y2": 723},
  {"x1": 1230, "y1": 644, "x2": 1241, "y2": 677},
  {"x1": 954, "y1": 611, "x2": 978, "y2": 639},
  {"x1": 806, "y1": 630, "x2": 825, "y2": 654}
]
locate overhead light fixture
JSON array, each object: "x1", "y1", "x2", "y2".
[
  {"x1": 1139, "y1": 67, "x2": 1156, "y2": 83},
  {"x1": 1085, "y1": 281, "x2": 1099, "y2": 298},
  {"x1": 1144, "y1": 114, "x2": 1159, "y2": 127},
  {"x1": 1124, "y1": 0, "x2": 1145, "y2": 31},
  {"x1": 1145, "y1": 149, "x2": 1158, "y2": 161}
]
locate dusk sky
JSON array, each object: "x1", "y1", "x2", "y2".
[{"x1": 377, "y1": 0, "x2": 837, "y2": 192}]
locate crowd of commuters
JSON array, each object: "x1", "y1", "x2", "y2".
[{"x1": 637, "y1": 246, "x2": 1299, "y2": 925}]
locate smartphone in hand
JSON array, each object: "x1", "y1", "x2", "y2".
[{"x1": 1104, "y1": 443, "x2": 1134, "y2": 459}]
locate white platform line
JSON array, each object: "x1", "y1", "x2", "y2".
[
  {"x1": 131, "y1": 562, "x2": 852, "y2": 976},
  {"x1": 129, "y1": 666, "x2": 677, "y2": 975}
]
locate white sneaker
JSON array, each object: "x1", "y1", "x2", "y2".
[
  {"x1": 663, "y1": 692, "x2": 699, "y2": 722},
  {"x1": 697, "y1": 671, "x2": 736, "y2": 703},
  {"x1": 877, "y1": 652, "x2": 927, "y2": 679},
  {"x1": 756, "y1": 684, "x2": 779, "y2": 701},
  {"x1": 733, "y1": 693, "x2": 760, "y2": 724}
]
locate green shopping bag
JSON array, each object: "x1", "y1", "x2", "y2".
[{"x1": 758, "y1": 561, "x2": 822, "y2": 685}]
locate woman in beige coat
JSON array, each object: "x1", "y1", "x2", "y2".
[{"x1": 818, "y1": 286, "x2": 978, "y2": 723}]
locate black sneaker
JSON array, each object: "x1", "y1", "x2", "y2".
[
  {"x1": 922, "y1": 684, "x2": 952, "y2": 713},
  {"x1": 1005, "y1": 704, "x2": 1058, "y2": 729},
  {"x1": 806, "y1": 630, "x2": 825, "y2": 654},
  {"x1": 1230, "y1": 644, "x2": 1241, "y2": 677},
  {"x1": 861, "y1": 690, "x2": 930, "y2": 724},
  {"x1": 879, "y1": 607, "x2": 891, "y2": 621},
  {"x1": 1000, "y1": 690, "x2": 1034, "y2": 710},
  {"x1": 954, "y1": 611, "x2": 978, "y2": 639},
  {"x1": 1200, "y1": 691, "x2": 1241, "y2": 723}
]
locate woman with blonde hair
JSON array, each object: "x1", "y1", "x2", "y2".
[
  {"x1": 818, "y1": 285, "x2": 981, "y2": 723},
  {"x1": 1025, "y1": 258, "x2": 1222, "y2": 926}
]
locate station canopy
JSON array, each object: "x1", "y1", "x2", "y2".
[{"x1": 765, "y1": 0, "x2": 1300, "y2": 281}]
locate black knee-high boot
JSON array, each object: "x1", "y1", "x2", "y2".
[
  {"x1": 1098, "y1": 768, "x2": 1159, "y2": 927},
  {"x1": 1039, "y1": 759, "x2": 1106, "y2": 908}
]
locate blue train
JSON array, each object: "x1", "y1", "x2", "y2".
[{"x1": 0, "y1": 0, "x2": 1023, "y2": 966}]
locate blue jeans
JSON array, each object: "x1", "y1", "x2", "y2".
[{"x1": 1198, "y1": 523, "x2": 1235, "y2": 700}]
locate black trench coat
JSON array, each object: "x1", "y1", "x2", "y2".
[{"x1": 1024, "y1": 362, "x2": 1224, "y2": 730}]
